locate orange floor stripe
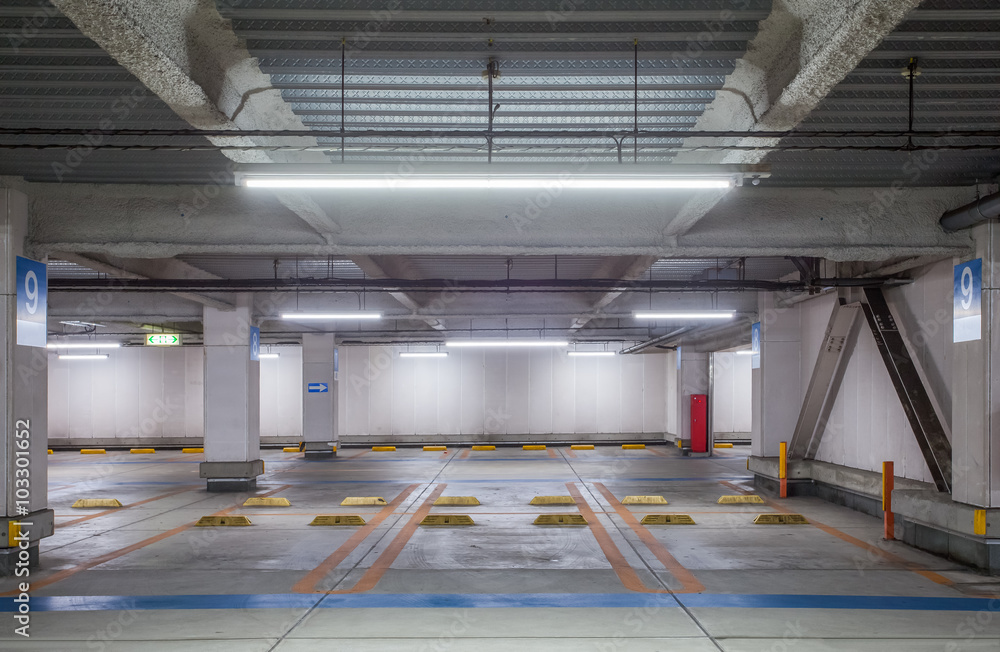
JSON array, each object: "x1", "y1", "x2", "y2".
[{"x1": 292, "y1": 484, "x2": 420, "y2": 594}]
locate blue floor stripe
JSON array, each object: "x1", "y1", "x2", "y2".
[
  {"x1": 677, "y1": 594, "x2": 1000, "y2": 612},
  {"x1": 1, "y1": 593, "x2": 997, "y2": 613}
]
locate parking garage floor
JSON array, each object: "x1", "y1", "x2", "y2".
[{"x1": 3, "y1": 445, "x2": 1000, "y2": 651}]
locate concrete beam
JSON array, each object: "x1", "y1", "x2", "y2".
[
  {"x1": 569, "y1": 256, "x2": 659, "y2": 331},
  {"x1": 665, "y1": 0, "x2": 924, "y2": 238},
  {"x1": 29, "y1": 182, "x2": 976, "y2": 261},
  {"x1": 51, "y1": 0, "x2": 340, "y2": 241},
  {"x1": 52, "y1": 252, "x2": 233, "y2": 311}
]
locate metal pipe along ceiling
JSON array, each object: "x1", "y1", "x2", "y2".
[{"x1": 940, "y1": 191, "x2": 1000, "y2": 232}]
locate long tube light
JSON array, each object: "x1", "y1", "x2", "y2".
[
  {"x1": 47, "y1": 342, "x2": 120, "y2": 349},
  {"x1": 736, "y1": 350, "x2": 755, "y2": 356},
  {"x1": 58, "y1": 354, "x2": 109, "y2": 360},
  {"x1": 568, "y1": 351, "x2": 616, "y2": 357},
  {"x1": 633, "y1": 311, "x2": 735, "y2": 320},
  {"x1": 243, "y1": 176, "x2": 733, "y2": 190},
  {"x1": 281, "y1": 312, "x2": 382, "y2": 320},
  {"x1": 400, "y1": 352, "x2": 449, "y2": 358},
  {"x1": 258, "y1": 353, "x2": 280, "y2": 359},
  {"x1": 446, "y1": 340, "x2": 569, "y2": 348}
]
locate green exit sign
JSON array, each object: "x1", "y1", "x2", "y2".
[{"x1": 146, "y1": 334, "x2": 181, "y2": 346}]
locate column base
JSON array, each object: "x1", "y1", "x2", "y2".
[
  {"x1": 302, "y1": 441, "x2": 337, "y2": 459},
  {"x1": 0, "y1": 544, "x2": 38, "y2": 577},
  {"x1": 206, "y1": 478, "x2": 257, "y2": 493},
  {"x1": 200, "y1": 460, "x2": 263, "y2": 493}
]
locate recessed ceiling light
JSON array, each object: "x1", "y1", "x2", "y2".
[{"x1": 281, "y1": 312, "x2": 382, "y2": 320}]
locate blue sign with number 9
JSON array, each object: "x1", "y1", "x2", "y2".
[
  {"x1": 16, "y1": 256, "x2": 46, "y2": 348},
  {"x1": 954, "y1": 258, "x2": 982, "y2": 343}
]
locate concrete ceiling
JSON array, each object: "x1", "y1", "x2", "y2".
[{"x1": 1, "y1": 0, "x2": 996, "y2": 348}]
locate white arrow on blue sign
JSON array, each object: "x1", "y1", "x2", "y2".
[{"x1": 307, "y1": 383, "x2": 329, "y2": 393}]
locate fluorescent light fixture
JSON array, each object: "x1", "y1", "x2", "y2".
[
  {"x1": 400, "y1": 352, "x2": 448, "y2": 358},
  {"x1": 59, "y1": 320, "x2": 105, "y2": 328},
  {"x1": 243, "y1": 176, "x2": 733, "y2": 190},
  {"x1": 235, "y1": 163, "x2": 765, "y2": 192},
  {"x1": 633, "y1": 311, "x2": 735, "y2": 320},
  {"x1": 568, "y1": 351, "x2": 616, "y2": 357},
  {"x1": 446, "y1": 340, "x2": 569, "y2": 348},
  {"x1": 58, "y1": 354, "x2": 109, "y2": 360},
  {"x1": 258, "y1": 353, "x2": 280, "y2": 359},
  {"x1": 47, "y1": 342, "x2": 120, "y2": 350},
  {"x1": 736, "y1": 350, "x2": 754, "y2": 356},
  {"x1": 281, "y1": 312, "x2": 382, "y2": 320}
]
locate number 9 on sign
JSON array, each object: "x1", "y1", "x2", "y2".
[
  {"x1": 15, "y1": 256, "x2": 47, "y2": 348},
  {"x1": 961, "y1": 266, "x2": 974, "y2": 310},
  {"x1": 954, "y1": 259, "x2": 982, "y2": 343}
]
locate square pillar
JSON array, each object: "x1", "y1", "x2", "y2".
[
  {"x1": 752, "y1": 293, "x2": 802, "y2": 458},
  {"x1": 0, "y1": 189, "x2": 54, "y2": 575},
  {"x1": 301, "y1": 333, "x2": 337, "y2": 459},
  {"x1": 953, "y1": 221, "x2": 1000, "y2": 507},
  {"x1": 199, "y1": 294, "x2": 262, "y2": 492},
  {"x1": 678, "y1": 348, "x2": 710, "y2": 451}
]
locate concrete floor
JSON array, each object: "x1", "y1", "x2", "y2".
[{"x1": 3, "y1": 445, "x2": 1000, "y2": 650}]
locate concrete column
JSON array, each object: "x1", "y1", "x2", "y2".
[
  {"x1": 301, "y1": 333, "x2": 337, "y2": 459},
  {"x1": 0, "y1": 189, "x2": 53, "y2": 575},
  {"x1": 200, "y1": 293, "x2": 262, "y2": 491},
  {"x1": 751, "y1": 293, "x2": 802, "y2": 458},
  {"x1": 678, "y1": 348, "x2": 710, "y2": 451},
  {"x1": 953, "y1": 221, "x2": 1000, "y2": 507}
]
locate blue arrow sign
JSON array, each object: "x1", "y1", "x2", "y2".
[{"x1": 307, "y1": 383, "x2": 329, "y2": 393}]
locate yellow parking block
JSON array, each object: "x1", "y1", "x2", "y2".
[
  {"x1": 523, "y1": 445, "x2": 546, "y2": 451},
  {"x1": 182, "y1": 447, "x2": 203, "y2": 454},
  {"x1": 423, "y1": 445, "x2": 447, "y2": 451},
  {"x1": 130, "y1": 448, "x2": 155, "y2": 454},
  {"x1": 80, "y1": 449, "x2": 106, "y2": 455},
  {"x1": 471, "y1": 445, "x2": 496, "y2": 451},
  {"x1": 622, "y1": 444, "x2": 646, "y2": 450},
  {"x1": 571, "y1": 444, "x2": 594, "y2": 450},
  {"x1": 372, "y1": 446, "x2": 396, "y2": 452}
]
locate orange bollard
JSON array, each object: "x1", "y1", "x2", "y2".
[
  {"x1": 779, "y1": 441, "x2": 787, "y2": 498},
  {"x1": 882, "y1": 461, "x2": 894, "y2": 540}
]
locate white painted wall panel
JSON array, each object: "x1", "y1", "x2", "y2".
[
  {"x1": 620, "y1": 353, "x2": 645, "y2": 434},
  {"x1": 528, "y1": 350, "x2": 553, "y2": 434},
  {"x1": 413, "y1": 358, "x2": 438, "y2": 435},
  {"x1": 50, "y1": 344, "x2": 678, "y2": 442},
  {"x1": 436, "y1": 355, "x2": 462, "y2": 436},
  {"x1": 505, "y1": 352, "x2": 531, "y2": 435},
  {"x1": 711, "y1": 352, "x2": 752, "y2": 435},
  {"x1": 642, "y1": 354, "x2": 667, "y2": 434},
  {"x1": 550, "y1": 350, "x2": 576, "y2": 434},
  {"x1": 460, "y1": 349, "x2": 486, "y2": 434},
  {"x1": 596, "y1": 356, "x2": 622, "y2": 434}
]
